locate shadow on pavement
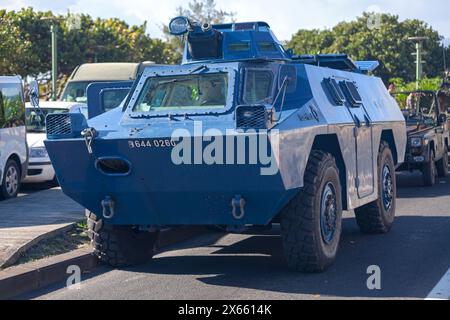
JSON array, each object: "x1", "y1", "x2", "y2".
[
  {"x1": 397, "y1": 172, "x2": 450, "y2": 199},
  {"x1": 19, "y1": 215, "x2": 450, "y2": 300},
  {"x1": 129, "y1": 216, "x2": 450, "y2": 299}
]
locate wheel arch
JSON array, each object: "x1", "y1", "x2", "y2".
[
  {"x1": 429, "y1": 140, "x2": 435, "y2": 157},
  {"x1": 7, "y1": 154, "x2": 23, "y2": 176},
  {"x1": 381, "y1": 130, "x2": 398, "y2": 166},
  {"x1": 311, "y1": 134, "x2": 348, "y2": 210}
]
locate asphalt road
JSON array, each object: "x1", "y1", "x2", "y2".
[
  {"x1": 17, "y1": 183, "x2": 53, "y2": 198},
  {"x1": 24, "y1": 172, "x2": 450, "y2": 300}
]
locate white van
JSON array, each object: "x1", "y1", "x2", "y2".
[
  {"x1": 23, "y1": 101, "x2": 85, "y2": 184},
  {"x1": 0, "y1": 76, "x2": 28, "y2": 199}
]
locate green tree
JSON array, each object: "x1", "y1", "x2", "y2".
[
  {"x1": 288, "y1": 12, "x2": 446, "y2": 83},
  {"x1": 390, "y1": 77, "x2": 443, "y2": 109},
  {"x1": 0, "y1": 8, "x2": 178, "y2": 80},
  {"x1": 0, "y1": 8, "x2": 53, "y2": 77}
]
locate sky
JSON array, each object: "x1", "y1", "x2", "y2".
[{"x1": 2, "y1": 0, "x2": 450, "y2": 44}]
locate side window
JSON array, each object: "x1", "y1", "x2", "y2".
[
  {"x1": 0, "y1": 90, "x2": 5, "y2": 127},
  {"x1": 101, "y1": 89, "x2": 130, "y2": 112},
  {"x1": 243, "y1": 69, "x2": 273, "y2": 104},
  {"x1": 0, "y1": 83, "x2": 25, "y2": 128}
]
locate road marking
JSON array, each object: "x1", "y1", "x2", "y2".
[{"x1": 426, "y1": 267, "x2": 450, "y2": 300}]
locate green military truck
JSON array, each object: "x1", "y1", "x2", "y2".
[{"x1": 396, "y1": 90, "x2": 449, "y2": 186}]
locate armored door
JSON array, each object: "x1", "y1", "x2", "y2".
[{"x1": 341, "y1": 81, "x2": 375, "y2": 198}]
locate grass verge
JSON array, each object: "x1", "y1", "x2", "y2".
[{"x1": 14, "y1": 220, "x2": 90, "y2": 266}]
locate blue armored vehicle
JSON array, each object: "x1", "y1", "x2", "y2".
[{"x1": 45, "y1": 17, "x2": 406, "y2": 272}]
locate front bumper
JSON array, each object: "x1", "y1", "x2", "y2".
[
  {"x1": 23, "y1": 161, "x2": 55, "y2": 183},
  {"x1": 406, "y1": 154, "x2": 427, "y2": 164},
  {"x1": 45, "y1": 136, "x2": 294, "y2": 226}
]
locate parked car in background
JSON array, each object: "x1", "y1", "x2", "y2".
[
  {"x1": 23, "y1": 101, "x2": 85, "y2": 184},
  {"x1": 60, "y1": 62, "x2": 150, "y2": 104},
  {"x1": 395, "y1": 91, "x2": 449, "y2": 186},
  {"x1": 0, "y1": 76, "x2": 28, "y2": 199}
]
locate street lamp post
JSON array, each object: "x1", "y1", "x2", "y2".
[
  {"x1": 42, "y1": 17, "x2": 64, "y2": 101},
  {"x1": 408, "y1": 37, "x2": 428, "y2": 89},
  {"x1": 50, "y1": 22, "x2": 58, "y2": 101}
]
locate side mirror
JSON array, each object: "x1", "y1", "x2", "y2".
[
  {"x1": 29, "y1": 80, "x2": 40, "y2": 108},
  {"x1": 169, "y1": 16, "x2": 190, "y2": 36}
]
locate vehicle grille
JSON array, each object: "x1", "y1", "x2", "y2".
[
  {"x1": 46, "y1": 114, "x2": 72, "y2": 137},
  {"x1": 236, "y1": 106, "x2": 268, "y2": 130}
]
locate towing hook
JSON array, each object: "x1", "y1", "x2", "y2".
[
  {"x1": 81, "y1": 127, "x2": 98, "y2": 155},
  {"x1": 231, "y1": 195, "x2": 246, "y2": 220},
  {"x1": 101, "y1": 196, "x2": 115, "y2": 219}
]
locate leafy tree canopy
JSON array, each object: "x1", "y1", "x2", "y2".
[
  {"x1": 288, "y1": 12, "x2": 450, "y2": 83},
  {"x1": 0, "y1": 8, "x2": 178, "y2": 78}
]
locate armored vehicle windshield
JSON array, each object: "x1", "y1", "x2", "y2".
[{"x1": 133, "y1": 73, "x2": 228, "y2": 112}]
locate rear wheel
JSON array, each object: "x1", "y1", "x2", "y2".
[
  {"x1": 423, "y1": 149, "x2": 436, "y2": 186},
  {"x1": 437, "y1": 146, "x2": 448, "y2": 177},
  {"x1": 1, "y1": 159, "x2": 21, "y2": 200},
  {"x1": 86, "y1": 211, "x2": 159, "y2": 268},
  {"x1": 355, "y1": 141, "x2": 396, "y2": 234},
  {"x1": 280, "y1": 151, "x2": 342, "y2": 273}
]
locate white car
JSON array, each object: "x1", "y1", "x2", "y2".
[
  {"x1": 23, "y1": 101, "x2": 86, "y2": 184},
  {"x1": 0, "y1": 76, "x2": 28, "y2": 199}
]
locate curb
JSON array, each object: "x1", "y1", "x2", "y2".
[
  {"x1": 0, "y1": 223, "x2": 75, "y2": 269},
  {"x1": 0, "y1": 226, "x2": 207, "y2": 300},
  {"x1": 0, "y1": 247, "x2": 96, "y2": 300}
]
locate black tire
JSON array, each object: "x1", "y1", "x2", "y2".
[
  {"x1": 86, "y1": 211, "x2": 159, "y2": 268},
  {"x1": 355, "y1": 141, "x2": 396, "y2": 234},
  {"x1": 422, "y1": 148, "x2": 436, "y2": 186},
  {"x1": 280, "y1": 151, "x2": 342, "y2": 273},
  {"x1": 437, "y1": 146, "x2": 448, "y2": 177},
  {"x1": 0, "y1": 159, "x2": 21, "y2": 200}
]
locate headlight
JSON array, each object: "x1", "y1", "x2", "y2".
[
  {"x1": 30, "y1": 147, "x2": 48, "y2": 158},
  {"x1": 410, "y1": 137, "x2": 423, "y2": 148}
]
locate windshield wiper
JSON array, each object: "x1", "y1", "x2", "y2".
[
  {"x1": 189, "y1": 65, "x2": 208, "y2": 74},
  {"x1": 158, "y1": 78, "x2": 192, "y2": 85}
]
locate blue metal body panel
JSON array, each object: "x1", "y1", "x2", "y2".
[
  {"x1": 86, "y1": 81, "x2": 133, "y2": 119},
  {"x1": 45, "y1": 20, "x2": 406, "y2": 227},
  {"x1": 182, "y1": 22, "x2": 289, "y2": 64}
]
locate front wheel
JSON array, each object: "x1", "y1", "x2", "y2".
[
  {"x1": 86, "y1": 211, "x2": 159, "y2": 268},
  {"x1": 422, "y1": 149, "x2": 436, "y2": 186},
  {"x1": 280, "y1": 151, "x2": 342, "y2": 273},
  {"x1": 355, "y1": 141, "x2": 396, "y2": 234},
  {"x1": 0, "y1": 160, "x2": 21, "y2": 200},
  {"x1": 437, "y1": 146, "x2": 448, "y2": 177}
]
